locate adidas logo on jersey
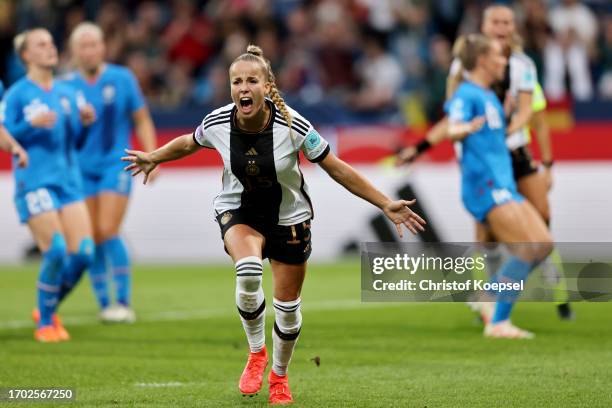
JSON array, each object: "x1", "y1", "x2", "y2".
[{"x1": 245, "y1": 147, "x2": 258, "y2": 156}]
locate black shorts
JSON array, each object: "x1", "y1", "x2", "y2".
[
  {"x1": 216, "y1": 209, "x2": 312, "y2": 265},
  {"x1": 511, "y1": 146, "x2": 539, "y2": 181}
]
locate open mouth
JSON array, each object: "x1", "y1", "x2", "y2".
[{"x1": 239, "y1": 97, "x2": 253, "y2": 111}]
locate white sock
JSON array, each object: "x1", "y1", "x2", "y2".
[
  {"x1": 235, "y1": 256, "x2": 265, "y2": 353},
  {"x1": 272, "y1": 297, "x2": 302, "y2": 376}
]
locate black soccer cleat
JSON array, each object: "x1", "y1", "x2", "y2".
[{"x1": 557, "y1": 303, "x2": 575, "y2": 320}]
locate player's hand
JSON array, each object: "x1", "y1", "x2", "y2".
[
  {"x1": 469, "y1": 116, "x2": 486, "y2": 133},
  {"x1": 11, "y1": 144, "x2": 28, "y2": 168},
  {"x1": 79, "y1": 104, "x2": 96, "y2": 126},
  {"x1": 542, "y1": 167, "x2": 553, "y2": 191},
  {"x1": 382, "y1": 199, "x2": 426, "y2": 238},
  {"x1": 30, "y1": 111, "x2": 57, "y2": 128},
  {"x1": 145, "y1": 166, "x2": 160, "y2": 184},
  {"x1": 122, "y1": 149, "x2": 158, "y2": 185},
  {"x1": 396, "y1": 146, "x2": 417, "y2": 166}
]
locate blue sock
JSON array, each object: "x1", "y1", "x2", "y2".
[
  {"x1": 88, "y1": 244, "x2": 110, "y2": 309},
  {"x1": 37, "y1": 233, "x2": 67, "y2": 327},
  {"x1": 104, "y1": 236, "x2": 131, "y2": 306},
  {"x1": 491, "y1": 256, "x2": 534, "y2": 324},
  {"x1": 58, "y1": 238, "x2": 95, "y2": 304}
]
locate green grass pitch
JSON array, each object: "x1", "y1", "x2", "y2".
[{"x1": 1, "y1": 260, "x2": 611, "y2": 407}]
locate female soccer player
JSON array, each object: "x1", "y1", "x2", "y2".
[
  {"x1": 2, "y1": 28, "x2": 95, "y2": 342},
  {"x1": 123, "y1": 45, "x2": 425, "y2": 404},
  {"x1": 445, "y1": 34, "x2": 553, "y2": 338},
  {"x1": 64, "y1": 22, "x2": 158, "y2": 323},
  {"x1": 398, "y1": 5, "x2": 572, "y2": 319}
]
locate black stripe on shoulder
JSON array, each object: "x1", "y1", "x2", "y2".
[
  {"x1": 309, "y1": 145, "x2": 330, "y2": 163},
  {"x1": 275, "y1": 113, "x2": 309, "y2": 133},
  {"x1": 204, "y1": 111, "x2": 231, "y2": 126},
  {"x1": 291, "y1": 119, "x2": 309, "y2": 133},
  {"x1": 292, "y1": 115, "x2": 310, "y2": 130},
  {"x1": 275, "y1": 118, "x2": 308, "y2": 137},
  {"x1": 204, "y1": 118, "x2": 231, "y2": 129}
]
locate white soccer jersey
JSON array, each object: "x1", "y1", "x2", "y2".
[
  {"x1": 505, "y1": 52, "x2": 537, "y2": 150},
  {"x1": 448, "y1": 51, "x2": 537, "y2": 151},
  {"x1": 193, "y1": 100, "x2": 330, "y2": 226}
]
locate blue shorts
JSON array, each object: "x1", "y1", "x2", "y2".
[
  {"x1": 463, "y1": 185, "x2": 524, "y2": 223},
  {"x1": 15, "y1": 182, "x2": 83, "y2": 224},
  {"x1": 81, "y1": 161, "x2": 132, "y2": 198}
]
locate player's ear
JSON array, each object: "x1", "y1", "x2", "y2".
[{"x1": 264, "y1": 81, "x2": 271, "y2": 95}]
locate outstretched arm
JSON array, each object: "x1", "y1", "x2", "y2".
[
  {"x1": 122, "y1": 133, "x2": 201, "y2": 184},
  {"x1": 0, "y1": 126, "x2": 28, "y2": 167},
  {"x1": 397, "y1": 117, "x2": 450, "y2": 165},
  {"x1": 318, "y1": 151, "x2": 426, "y2": 236},
  {"x1": 447, "y1": 116, "x2": 486, "y2": 141}
]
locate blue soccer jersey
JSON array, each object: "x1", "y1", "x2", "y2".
[
  {"x1": 0, "y1": 77, "x2": 84, "y2": 222},
  {"x1": 445, "y1": 81, "x2": 523, "y2": 222},
  {"x1": 62, "y1": 64, "x2": 145, "y2": 177}
]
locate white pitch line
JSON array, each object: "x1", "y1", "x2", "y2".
[
  {"x1": 0, "y1": 300, "x2": 408, "y2": 331},
  {"x1": 135, "y1": 382, "x2": 191, "y2": 388}
]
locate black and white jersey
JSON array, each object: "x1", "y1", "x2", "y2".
[
  {"x1": 449, "y1": 51, "x2": 537, "y2": 150},
  {"x1": 193, "y1": 100, "x2": 330, "y2": 226}
]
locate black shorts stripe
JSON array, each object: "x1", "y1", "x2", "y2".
[
  {"x1": 204, "y1": 110, "x2": 232, "y2": 125},
  {"x1": 273, "y1": 322, "x2": 301, "y2": 341},
  {"x1": 238, "y1": 300, "x2": 266, "y2": 321},
  {"x1": 204, "y1": 118, "x2": 231, "y2": 129}
]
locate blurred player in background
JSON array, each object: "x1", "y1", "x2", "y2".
[
  {"x1": 446, "y1": 34, "x2": 552, "y2": 338},
  {"x1": 398, "y1": 4, "x2": 572, "y2": 319},
  {"x1": 64, "y1": 22, "x2": 158, "y2": 323},
  {"x1": 123, "y1": 44, "x2": 425, "y2": 404},
  {"x1": 1, "y1": 28, "x2": 95, "y2": 342}
]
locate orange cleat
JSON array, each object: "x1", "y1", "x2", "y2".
[
  {"x1": 51, "y1": 314, "x2": 70, "y2": 341},
  {"x1": 32, "y1": 309, "x2": 70, "y2": 341},
  {"x1": 268, "y1": 370, "x2": 293, "y2": 405},
  {"x1": 34, "y1": 325, "x2": 60, "y2": 343},
  {"x1": 239, "y1": 346, "x2": 268, "y2": 396}
]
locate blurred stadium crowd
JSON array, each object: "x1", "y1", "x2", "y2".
[{"x1": 1, "y1": 0, "x2": 611, "y2": 122}]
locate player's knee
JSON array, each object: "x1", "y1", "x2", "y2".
[
  {"x1": 534, "y1": 202, "x2": 550, "y2": 224},
  {"x1": 235, "y1": 256, "x2": 263, "y2": 293},
  {"x1": 235, "y1": 256, "x2": 264, "y2": 315},
  {"x1": 45, "y1": 232, "x2": 68, "y2": 264},
  {"x1": 273, "y1": 297, "x2": 302, "y2": 337},
  {"x1": 95, "y1": 222, "x2": 118, "y2": 243}
]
